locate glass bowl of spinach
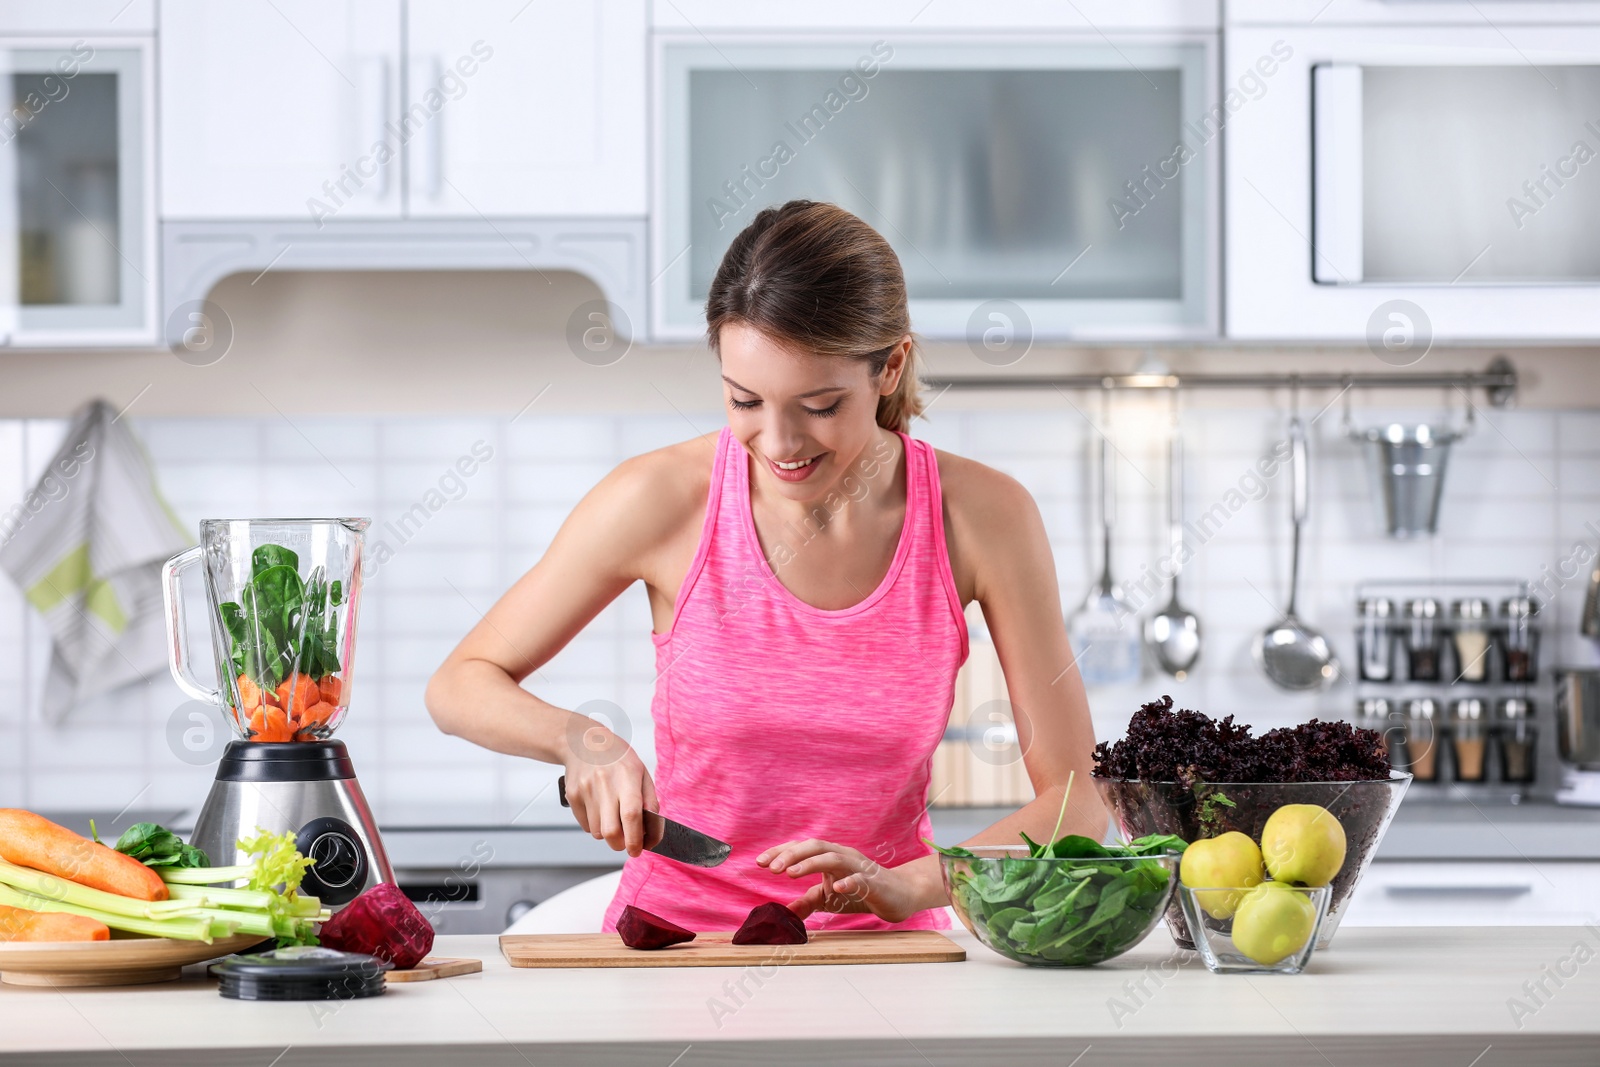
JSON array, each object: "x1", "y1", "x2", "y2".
[{"x1": 935, "y1": 834, "x2": 1183, "y2": 967}]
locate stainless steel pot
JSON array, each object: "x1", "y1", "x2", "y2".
[{"x1": 1556, "y1": 669, "x2": 1600, "y2": 769}]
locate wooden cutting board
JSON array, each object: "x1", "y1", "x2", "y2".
[
  {"x1": 385, "y1": 957, "x2": 482, "y2": 983},
  {"x1": 499, "y1": 930, "x2": 965, "y2": 969}
]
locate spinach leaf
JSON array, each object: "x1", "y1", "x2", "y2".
[
  {"x1": 110, "y1": 822, "x2": 210, "y2": 869},
  {"x1": 220, "y1": 543, "x2": 343, "y2": 694}
]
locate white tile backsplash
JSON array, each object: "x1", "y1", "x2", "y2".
[{"x1": 1, "y1": 407, "x2": 1597, "y2": 813}]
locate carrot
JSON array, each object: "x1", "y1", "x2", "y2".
[
  {"x1": 262, "y1": 705, "x2": 293, "y2": 742},
  {"x1": 301, "y1": 702, "x2": 336, "y2": 727},
  {"x1": 0, "y1": 903, "x2": 108, "y2": 942},
  {"x1": 318, "y1": 675, "x2": 342, "y2": 706},
  {"x1": 237, "y1": 673, "x2": 264, "y2": 710},
  {"x1": 0, "y1": 810, "x2": 167, "y2": 902},
  {"x1": 248, "y1": 707, "x2": 266, "y2": 738},
  {"x1": 275, "y1": 674, "x2": 320, "y2": 719}
]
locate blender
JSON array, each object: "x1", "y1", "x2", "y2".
[{"x1": 162, "y1": 518, "x2": 392, "y2": 906}]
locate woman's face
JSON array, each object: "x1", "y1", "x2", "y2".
[{"x1": 718, "y1": 321, "x2": 906, "y2": 503}]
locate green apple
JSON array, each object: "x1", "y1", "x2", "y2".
[
  {"x1": 1260, "y1": 804, "x2": 1347, "y2": 887},
  {"x1": 1231, "y1": 882, "x2": 1317, "y2": 966},
  {"x1": 1179, "y1": 831, "x2": 1265, "y2": 919}
]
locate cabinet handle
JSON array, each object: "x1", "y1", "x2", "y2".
[
  {"x1": 1383, "y1": 885, "x2": 1533, "y2": 898},
  {"x1": 358, "y1": 56, "x2": 390, "y2": 200},
  {"x1": 408, "y1": 55, "x2": 442, "y2": 200}
]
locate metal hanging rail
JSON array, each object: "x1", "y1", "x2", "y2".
[{"x1": 923, "y1": 356, "x2": 1518, "y2": 407}]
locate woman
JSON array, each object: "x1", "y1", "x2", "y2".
[{"x1": 426, "y1": 200, "x2": 1106, "y2": 932}]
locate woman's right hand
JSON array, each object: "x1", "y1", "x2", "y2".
[{"x1": 561, "y1": 717, "x2": 659, "y2": 858}]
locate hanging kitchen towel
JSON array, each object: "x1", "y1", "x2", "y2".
[{"x1": 0, "y1": 400, "x2": 191, "y2": 722}]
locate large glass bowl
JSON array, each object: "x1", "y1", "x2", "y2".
[
  {"x1": 939, "y1": 847, "x2": 1178, "y2": 967},
  {"x1": 1093, "y1": 772, "x2": 1411, "y2": 949}
]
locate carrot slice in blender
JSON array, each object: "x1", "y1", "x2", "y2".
[
  {"x1": 237, "y1": 674, "x2": 264, "y2": 710},
  {"x1": 275, "y1": 674, "x2": 319, "y2": 718},
  {"x1": 318, "y1": 675, "x2": 342, "y2": 706}
]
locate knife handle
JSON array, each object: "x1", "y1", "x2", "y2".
[{"x1": 557, "y1": 774, "x2": 667, "y2": 852}]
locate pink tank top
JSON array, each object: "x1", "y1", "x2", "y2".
[{"x1": 601, "y1": 426, "x2": 970, "y2": 933}]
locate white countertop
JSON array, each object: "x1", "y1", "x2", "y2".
[{"x1": 5, "y1": 926, "x2": 1597, "y2": 1066}]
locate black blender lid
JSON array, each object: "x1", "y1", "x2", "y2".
[{"x1": 212, "y1": 946, "x2": 389, "y2": 1001}]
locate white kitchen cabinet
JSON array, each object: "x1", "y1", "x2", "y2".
[
  {"x1": 1, "y1": 37, "x2": 157, "y2": 346},
  {"x1": 158, "y1": 0, "x2": 402, "y2": 220},
  {"x1": 404, "y1": 0, "x2": 646, "y2": 218},
  {"x1": 1342, "y1": 861, "x2": 1600, "y2": 927},
  {"x1": 651, "y1": 1, "x2": 1219, "y2": 32}
]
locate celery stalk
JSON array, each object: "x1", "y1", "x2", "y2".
[
  {"x1": 165, "y1": 883, "x2": 275, "y2": 911},
  {"x1": 0, "y1": 883, "x2": 225, "y2": 943},
  {"x1": 158, "y1": 865, "x2": 253, "y2": 885}
]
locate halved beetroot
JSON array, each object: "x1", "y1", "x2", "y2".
[
  {"x1": 732, "y1": 902, "x2": 808, "y2": 946},
  {"x1": 617, "y1": 905, "x2": 696, "y2": 950}
]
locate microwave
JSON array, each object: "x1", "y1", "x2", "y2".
[{"x1": 1226, "y1": 20, "x2": 1600, "y2": 341}]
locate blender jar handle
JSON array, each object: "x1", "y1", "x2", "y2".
[{"x1": 163, "y1": 546, "x2": 221, "y2": 705}]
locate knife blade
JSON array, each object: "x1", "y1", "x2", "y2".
[{"x1": 557, "y1": 775, "x2": 731, "y2": 868}]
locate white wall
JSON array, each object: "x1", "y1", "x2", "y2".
[{"x1": 2, "y1": 401, "x2": 1595, "y2": 821}]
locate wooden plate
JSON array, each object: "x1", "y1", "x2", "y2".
[{"x1": 0, "y1": 932, "x2": 268, "y2": 987}]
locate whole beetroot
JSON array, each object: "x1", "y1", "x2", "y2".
[{"x1": 317, "y1": 882, "x2": 434, "y2": 969}]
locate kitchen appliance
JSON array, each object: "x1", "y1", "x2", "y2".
[
  {"x1": 1145, "y1": 422, "x2": 1202, "y2": 680},
  {"x1": 1556, "y1": 669, "x2": 1600, "y2": 770},
  {"x1": 1226, "y1": 16, "x2": 1600, "y2": 341},
  {"x1": 1069, "y1": 431, "x2": 1143, "y2": 687},
  {"x1": 163, "y1": 518, "x2": 392, "y2": 908},
  {"x1": 556, "y1": 776, "x2": 730, "y2": 868},
  {"x1": 1255, "y1": 408, "x2": 1338, "y2": 691}
]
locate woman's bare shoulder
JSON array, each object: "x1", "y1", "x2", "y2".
[{"x1": 932, "y1": 447, "x2": 1041, "y2": 532}]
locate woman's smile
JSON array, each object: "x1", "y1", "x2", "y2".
[{"x1": 767, "y1": 451, "x2": 826, "y2": 482}]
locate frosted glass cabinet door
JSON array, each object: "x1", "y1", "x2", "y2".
[
  {"x1": 654, "y1": 38, "x2": 1217, "y2": 341},
  {"x1": 3, "y1": 39, "x2": 155, "y2": 345}
]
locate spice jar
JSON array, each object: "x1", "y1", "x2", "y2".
[
  {"x1": 1498, "y1": 596, "x2": 1541, "y2": 682},
  {"x1": 1450, "y1": 598, "x2": 1491, "y2": 683},
  {"x1": 1357, "y1": 697, "x2": 1403, "y2": 767},
  {"x1": 1404, "y1": 598, "x2": 1444, "y2": 682},
  {"x1": 1357, "y1": 598, "x2": 1395, "y2": 682},
  {"x1": 1451, "y1": 698, "x2": 1488, "y2": 782},
  {"x1": 1497, "y1": 698, "x2": 1537, "y2": 785},
  {"x1": 1404, "y1": 698, "x2": 1440, "y2": 781}
]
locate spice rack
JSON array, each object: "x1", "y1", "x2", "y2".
[{"x1": 1352, "y1": 579, "x2": 1549, "y2": 802}]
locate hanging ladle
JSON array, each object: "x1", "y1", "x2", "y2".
[
  {"x1": 1145, "y1": 418, "x2": 1202, "y2": 680},
  {"x1": 1254, "y1": 386, "x2": 1340, "y2": 691}
]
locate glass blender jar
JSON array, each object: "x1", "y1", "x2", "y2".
[{"x1": 164, "y1": 518, "x2": 391, "y2": 906}]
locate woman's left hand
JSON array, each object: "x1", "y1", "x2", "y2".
[{"x1": 756, "y1": 839, "x2": 941, "y2": 923}]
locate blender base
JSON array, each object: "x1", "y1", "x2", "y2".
[{"x1": 191, "y1": 740, "x2": 393, "y2": 909}]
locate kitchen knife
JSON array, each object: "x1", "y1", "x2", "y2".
[{"x1": 557, "y1": 775, "x2": 731, "y2": 868}]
